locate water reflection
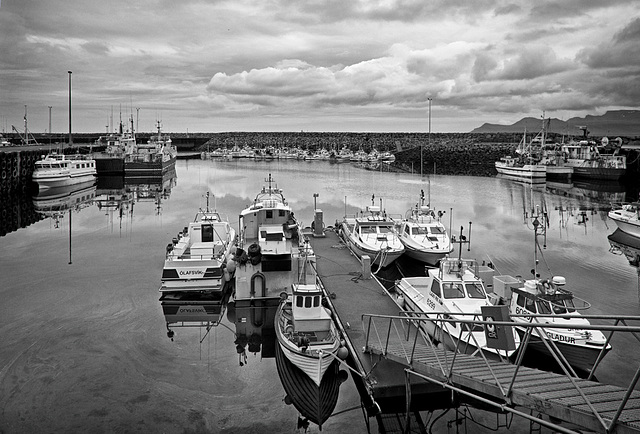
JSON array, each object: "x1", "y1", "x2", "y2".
[
  {"x1": 33, "y1": 180, "x2": 97, "y2": 228},
  {"x1": 608, "y1": 228, "x2": 640, "y2": 299},
  {"x1": 227, "y1": 298, "x2": 279, "y2": 364}
]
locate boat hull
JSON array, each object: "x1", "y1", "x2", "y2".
[
  {"x1": 339, "y1": 220, "x2": 404, "y2": 268},
  {"x1": 275, "y1": 303, "x2": 339, "y2": 386},
  {"x1": 544, "y1": 165, "x2": 572, "y2": 180},
  {"x1": 93, "y1": 155, "x2": 124, "y2": 174},
  {"x1": 608, "y1": 214, "x2": 640, "y2": 238},
  {"x1": 33, "y1": 173, "x2": 96, "y2": 191},
  {"x1": 571, "y1": 166, "x2": 625, "y2": 180},
  {"x1": 125, "y1": 156, "x2": 176, "y2": 176},
  {"x1": 515, "y1": 327, "x2": 611, "y2": 374},
  {"x1": 400, "y1": 239, "x2": 452, "y2": 265},
  {"x1": 495, "y1": 163, "x2": 546, "y2": 180}
]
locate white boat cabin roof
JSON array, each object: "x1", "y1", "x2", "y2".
[{"x1": 291, "y1": 284, "x2": 331, "y2": 332}]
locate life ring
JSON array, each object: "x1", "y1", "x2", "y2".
[{"x1": 285, "y1": 325, "x2": 294, "y2": 335}]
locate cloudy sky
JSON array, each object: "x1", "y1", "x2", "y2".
[{"x1": 1, "y1": 0, "x2": 638, "y2": 134}]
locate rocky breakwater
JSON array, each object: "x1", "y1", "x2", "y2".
[{"x1": 391, "y1": 133, "x2": 517, "y2": 177}]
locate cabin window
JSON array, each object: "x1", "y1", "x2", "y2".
[
  {"x1": 313, "y1": 295, "x2": 320, "y2": 307},
  {"x1": 431, "y1": 226, "x2": 445, "y2": 235},
  {"x1": 296, "y1": 296, "x2": 304, "y2": 307},
  {"x1": 536, "y1": 300, "x2": 552, "y2": 315},
  {"x1": 525, "y1": 296, "x2": 536, "y2": 313},
  {"x1": 279, "y1": 210, "x2": 285, "y2": 217},
  {"x1": 564, "y1": 298, "x2": 576, "y2": 313},
  {"x1": 415, "y1": 227, "x2": 428, "y2": 235},
  {"x1": 361, "y1": 226, "x2": 375, "y2": 234},
  {"x1": 305, "y1": 296, "x2": 312, "y2": 308},
  {"x1": 404, "y1": 226, "x2": 411, "y2": 235},
  {"x1": 430, "y1": 280, "x2": 441, "y2": 298},
  {"x1": 266, "y1": 210, "x2": 273, "y2": 219},
  {"x1": 552, "y1": 302, "x2": 567, "y2": 315},
  {"x1": 516, "y1": 294, "x2": 526, "y2": 308},
  {"x1": 379, "y1": 226, "x2": 391, "y2": 234},
  {"x1": 465, "y1": 282, "x2": 485, "y2": 299},
  {"x1": 442, "y1": 283, "x2": 464, "y2": 299},
  {"x1": 201, "y1": 225, "x2": 214, "y2": 242}
]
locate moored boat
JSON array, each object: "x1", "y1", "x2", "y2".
[
  {"x1": 339, "y1": 196, "x2": 404, "y2": 268},
  {"x1": 274, "y1": 263, "x2": 345, "y2": 386},
  {"x1": 494, "y1": 129, "x2": 546, "y2": 181},
  {"x1": 608, "y1": 202, "x2": 640, "y2": 238},
  {"x1": 560, "y1": 128, "x2": 626, "y2": 180},
  {"x1": 124, "y1": 121, "x2": 177, "y2": 176},
  {"x1": 398, "y1": 190, "x2": 453, "y2": 265},
  {"x1": 231, "y1": 173, "x2": 309, "y2": 301},
  {"x1": 32, "y1": 153, "x2": 97, "y2": 191},
  {"x1": 394, "y1": 256, "x2": 520, "y2": 360},
  {"x1": 160, "y1": 192, "x2": 237, "y2": 295},
  {"x1": 91, "y1": 117, "x2": 136, "y2": 174},
  {"x1": 489, "y1": 207, "x2": 612, "y2": 374}
]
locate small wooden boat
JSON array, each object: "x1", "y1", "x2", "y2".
[{"x1": 275, "y1": 280, "x2": 344, "y2": 386}]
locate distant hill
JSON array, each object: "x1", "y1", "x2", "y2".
[{"x1": 471, "y1": 110, "x2": 640, "y2": 137}]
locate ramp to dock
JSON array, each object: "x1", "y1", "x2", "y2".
[{"x1": 363, "y1": 314, "x2": 640, "y2": 434}]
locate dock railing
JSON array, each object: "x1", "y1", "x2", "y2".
[{"x1": 362, "y1": 312, "x2": 640, "y2": 434}]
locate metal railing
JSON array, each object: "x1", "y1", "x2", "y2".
[{"x1": 362, "y1": 311, "x2": 640, "y2": 434}]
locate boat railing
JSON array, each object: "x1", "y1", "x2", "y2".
[{"x1": 362, "y1": 311, "x2": 640, "y2": 434}]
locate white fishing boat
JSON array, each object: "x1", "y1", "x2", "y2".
[
  {"x1": 398, "y1": 190, "x2": 453, "y2": 265},
  {"x1": 339, "y1": 196, "x2": 404, "y2": 269},
  {"x1": 490, "y1": 208, "x2": 612, "y2": 374},
  {"x1": 494, "y1": 129, "x2": 546, "y2": 181},
  {"x1": 160, "y1": 192, "x2": 237, "y2": 295},
  {"x1": 608, "y1": 202, "x2": 640, "y2": 238},
  {"x1": 274, "y1": 249, "x2": 344, "y2": 386},
  {"x1": 395, "y1": 256, "x2": 520, "y2": 359},
  {"x1": 32, "y1": 153, "x2": 97, "y2": 191},
  {"x1": 231, "y1": 173, "x2": 309, "y2": 300}
]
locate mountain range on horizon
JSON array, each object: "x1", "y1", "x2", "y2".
[{"x1": 470, "y1": 110, "x2": 640, "y2": 137}]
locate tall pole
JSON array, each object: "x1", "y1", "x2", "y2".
[
  {"x1": 48, "y1": 106, "x2": 52, "y2": 144},
  {"x1": 68, "y1": 71, "x2": 73, "y2": 146},
  {"x1": 428, "y1": 97, "x2": 432, "y2": 176}
]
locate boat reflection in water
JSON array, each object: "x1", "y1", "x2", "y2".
[
  {"x1": 227, "y1": 298, "x2": 348, "y2": 430},
  {"x1": 226, "y1": 298, "x2": 279, "y2": 364},
  {"x1": 608, "y1": 228, "x2": 640, "y2": 300},
  {"x1": 275, "y1": 345, "x2": 347, "y2": 430},
  {"x1": 33, "y1": 180, "x2": 97, "y2": 224}
]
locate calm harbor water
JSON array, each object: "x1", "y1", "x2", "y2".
[{"x1": 1, "y1": 157, "x2": 640, "y2": 433}]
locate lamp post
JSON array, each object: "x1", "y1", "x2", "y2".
[
  {"x1": 48, "y1": 106, "x2": 52, "y2": 144},
  {"x1": 427, "y1": 97, "x2": 432, "y2": 178},
  {"x1": 68, "y1": 71, "x2": 73, "y2": 146}
]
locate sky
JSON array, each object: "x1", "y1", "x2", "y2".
[{"x1": 1, "y1": 0, "x2": 639, "y2": 134}]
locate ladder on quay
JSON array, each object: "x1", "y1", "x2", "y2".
[{"x1": 363, "y1": 313, "x2": 640, "y2": 434}]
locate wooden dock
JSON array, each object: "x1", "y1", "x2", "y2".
[
  {"x1": 310, "y1": 229, "x2": 640, "y2": 433},
  {"x1": 309, "y1": 230, "x2": 451, "y2": 415}
]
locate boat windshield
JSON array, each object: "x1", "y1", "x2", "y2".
[
  {"x1": 430, "y1": 226, "x2": 446, "y2": 235},
  {"x1": 465, "y1": 282, "x2": 486, "y2": 299},
  {"x1": 413, "y1": 227, "x2": 429, "y2": 235},
  {"x1": 443, "y1": 282, "x2": 465, "y2": 299}
]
